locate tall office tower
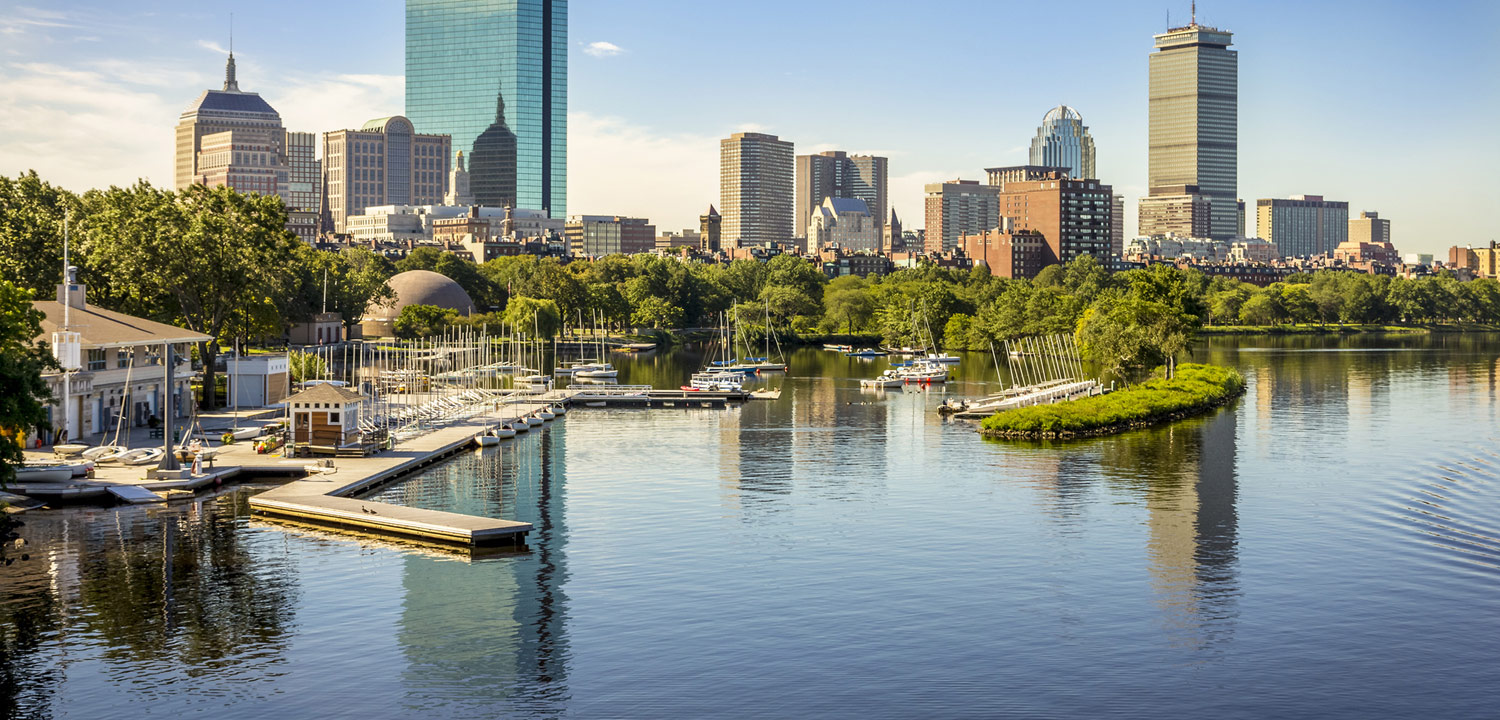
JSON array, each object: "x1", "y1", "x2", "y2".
[
  {"x1": 1029, "y1": 105, "x2": 1096, "y2": 180},
  {"x1": 924, "y1": 180, "x2": 1000, "y2": 254},
  {"x1": 1348, "y1": 211, "x2": 1390, "y2": 245},
  {"x1": 323, "y1": 116, "x2": 452, "y2": 233},
  {"x1": 175, "y1": 53, "x2": 285, "y2": 190},
  {"x1": 1148, "y1": 15, "x2": 1237, "y2": 240},
  {"x1": 406, "y1": 0, "x2": 567, "y2": 217},
  {"x1": 1236, "y1": 199, "x2": 1246, "y2": 236},
  {"x1": 720, "y1": 132, "x2": 794, "y2": 246},
  {"x1": 795, "y1": 151, "x2": 888, "y2": 238},
  {"x1": 699, "y1": 205, "x2": 722, "y2": 253},
  {"x1": 283, "y1": 131, "x2": 322, "y2": 244},
  {"x1": 470, "y1": 93, "x2": 518, "y2": 208},
  {"x1": 1257, "y1": 195, "x2": 1349, "y2": 257}
]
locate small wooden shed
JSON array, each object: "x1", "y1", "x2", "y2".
[{"x1": 286, "y1": 383, "x2": 364, "y2": 448}]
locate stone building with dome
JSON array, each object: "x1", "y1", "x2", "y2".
[{"x1": 358, "y1": 270, "x2": 475, "y2": 338}]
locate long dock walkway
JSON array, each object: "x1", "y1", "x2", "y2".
[{"x1": 248, "y1": 401, "x2": 560, "y2": 547}]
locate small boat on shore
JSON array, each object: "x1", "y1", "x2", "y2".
[
  {"x1": 120, "y1": 447, "x2": 165, "y2": 466},
  {"x1": 82, "y1": 445, "x2": 126, "y2": 461},
  {"x1": 16, "y1": 463, "x2": 83, "y2": 483}
]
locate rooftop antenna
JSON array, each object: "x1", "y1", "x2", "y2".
[{"x1": 1191, "y1": 0, "x2": 1197, "y2": 25}]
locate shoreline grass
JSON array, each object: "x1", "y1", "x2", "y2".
[
  {"x1": 980, "y1": 363, "x2": 1245, "y2": 440},
  {"x1": 1200, "y1": 323, "x2": 1500, "y2": 336}
]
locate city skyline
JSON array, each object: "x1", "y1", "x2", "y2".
[{"x1": 1, "y1": 0, "x2": 1496, "y2": 253}]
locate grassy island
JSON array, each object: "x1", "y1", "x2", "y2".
[{"x1": 980, "y1": 364, "x2": 1245, "y2": 440}]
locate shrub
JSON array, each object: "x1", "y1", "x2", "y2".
[{"x1": 980, "y1": 363, "x2": 1244, "y2": 436}]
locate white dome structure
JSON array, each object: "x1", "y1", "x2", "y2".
[{"x1": 359, "y1": 269, "x2": 474, "y2": 337}]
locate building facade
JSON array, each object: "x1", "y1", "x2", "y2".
[
  {"x1": 986, "y1": 164, "x2": 1071, "y2": 191},
  {"x1": 406, "y1": 0, "x2": 567, "y2": 218},
  {"x1": 194, "y1": 129, "x2": 286, "y2": 199},
  {"x1": 1029, "y1": 105, "x2": 1096, "y2": 180},
  {"x1": 285, "y1": 131, "x2": 321, "y2": 243},
  {"x1": 1139, "y1": 192, "x2": 1213, "y2": 239},
  {"x1": 806, "y1": 197, "x2": 879, "y2": 253},
  {"x1": 998, "y1": 175, "x2": 1115, "y2": 266},
  {"x1": 1348, "y1": 211, "x2": 1391, "y2": 246},
  {"x1": 1256, "y1": 195, "x2": 1349, "y2": 257},
  {"x1": 794, "y1": 151, "x2": 888, "y2": 238},
  {"x1": 961, "y1": 229, "x2": 1047, "y2": 279},
  {"x1": 565, "y1": 215, "x2": 656, "y2": 257},
  {"x1": 720, "y1": 132, "x2": 794, "y2": 247},
  {"x1": 323, "y1": 116, "x2": 451, "y2": 233},
  {"x1": 924, "y1": 180, "x2": 1001, "y2": 254},
  {"x1": 1111, "y1": 194, "x2": 1125, "y2": 257},
  {"x1": 174, "y1": 53, "x2": 285, "y2": 191},
  {"x1": 699, "y1": 205, "x2": 722, "y2": 253},
  {"x1": 1147, "y1": 19, "x2": 1238, "y2": 240}
]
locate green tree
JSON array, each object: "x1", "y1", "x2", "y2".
[
  {"x1": 0, "y1": 171, "x2": 80, "y2": 297},
  {"x1": 629, "y1": 295, "x2": 683, "y2": 329},
  {"x1": 502, "y1": 296, "x2": 561, "y2": 338},
  {"x1": 287, "y1": 350, "x2": 329, "y2": 384},
  {"x1": 291, "y1": 246, "x2": 396, "y2": 331},
  {"x1": 0, "y1": 281, "x2": 57, "y2": 488},
  {"x1": 1238, "y1": 292, "x2": 1283, "y2": 325},
  {"x1": 823, "y1": 276, "x2": 875, "y2": 332},
  {"x1": 394, "y1": 304, "x2": 458, "y2": 338},
  {"x1": 765, "y1": 254, "x2": 827, "y2": 304},
  {"x1": 82, "y1": 183, "x2": 303, "y2": 409},
  {"x1": 586, "y1": 282, "x2": 631, "y2": 329},
  {"x1": 1076, "y1": 295, "x2": 1194, "y2": 380}
]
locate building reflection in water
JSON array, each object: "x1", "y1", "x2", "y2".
[
  {"x1": 395, "y1": 426, "x2": 569, "y2": 715},
  {"x1": 0, "y1": 496, "x2": 299, "y2": 714}
]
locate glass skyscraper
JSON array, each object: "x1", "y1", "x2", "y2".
[
  {"x1": 406, "y1": 0, "x2": 567, "y2": 217},
  {"x1": 1029, "y1": 105, "x2": 1096, "y2": 181}
]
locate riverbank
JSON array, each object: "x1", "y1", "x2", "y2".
[
  {"x1": 1201, "y1": 322, "x2": 1500, "y2": 335},
  {"x1": 979, "y1": 363, "x2": 1245, "y2": 440}
]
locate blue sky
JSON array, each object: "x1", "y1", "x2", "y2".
[{"x1": 2, "y1": 0, "x2": 1496, "y2": 253}]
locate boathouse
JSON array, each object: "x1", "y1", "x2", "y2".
[{"x1": 286, "y1": 383, "x2": 365, "y2": 449}]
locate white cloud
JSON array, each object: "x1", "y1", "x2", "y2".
[
  {"x1": 583, "y1": 41, "x2": 624, "y2": 58},
  {"x1": 197, "y1": 40, "x2": 229, "y2": 55},
  {"x1": 268, "y1": 74, "x2": 404, "y2": 134},
  {"x1": 733, "y1": 122, "x2": 768, "y2": 133},
  {"x1": 568, "y1": 112, "x2": 718, "y2": 231}
]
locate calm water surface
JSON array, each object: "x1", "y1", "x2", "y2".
[{"x1": 4, "y1": 334, "x2": 1500, "y2": 718}]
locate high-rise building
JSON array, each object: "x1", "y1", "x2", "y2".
[
  {"x1": 720, "y1": 132, "x2": 794, "y2": 247},
  {"x1": 1029, "y1": 105, "x2": 1096, "y2": 180},
  {"x1": 924, "y1": 180, "x2": 1000, "y2": 254},
  {"x1": 174, "y1": 53, "x2": 285, "y2": 191},
  {"x1": 699, "y1": 205, "x2": 722, "y2": 253},
  {"x1": 1348, "y1": 211, "x2": 1391, "y2": 246},
  {"x1": 323, "y1": 116, "x2": 451, "y2": 233},
  {"x1": 285, "y1": 131, "x2": 321, "y2": 243},
  {"x1": 406, "y1": 0, "x2": 567, "y2": 217},
  {"x1": 998, "y1": 173, "x2": 1114, "y2": 265},
  {"x1": 794, "y1": 151, "x2": 888, "y2": 238},
  {"x1": 1256, "y1": 195, "x2": 1349, "y2": 257},
  {"x1": 565, "y1": 215, "x2": 656, "y2": 257},
  {"x1": 194, "y1": 130, "x2": 285, "y2": 198},
  {"x1": 469, "y1": 93, "x2": 518, "y2": 208},
  {"x1": 1148, "y1": 16, "x2": 1237, "y2": 240},
  {"x1": 1139, "y1": 193, "x2": 1213, "y2": 239},
  {"x1": 1111, "y1": 194, "x2": 1125, "y2": 257}
]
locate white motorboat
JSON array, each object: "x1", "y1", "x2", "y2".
[
  {"x1": 120, "y1": 447, "x2": 165, "y2": 466},
  {"x1": 897, "y1": 361, "x2": 949, "y2": 383},
  {"x1": 860, "y1": 370, "x2": 906, "y2": 388},
  {"x1": 525, "y1": 415, "x2": 545, "y2": 426},
  {"x1": 688, "y1": 371, "x2": 744, "y2": 392},
  {"x1": 82, "y1": 445, "x2": 126, "y2": 461},
  {"x1": 15, "y1": 463, "x2": 79, "y2": 483}
]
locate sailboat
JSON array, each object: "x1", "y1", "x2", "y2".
[{"x1": 573, "y1": 311, "x2": 618, "y2": 378}]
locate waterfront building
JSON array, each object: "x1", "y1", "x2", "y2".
[
  {"x1": 699, "y1": 205, "x2": 722, "y2": 252},
  {"x1": 1139, "y1": 192, "x2": 1213, "y2": 239},
  {"x1": 1147, "y1": 17, "x2": 1238, "y2": 240},
  {"x1": 34, "y1": 280, "x2": 209, "y2": 441},
  {"x1": 795, "y1": 151, "x2": 888, "y2": 238},
  {"x1": 405, "y1": 0, "x2": 566, "y2": 217},
  {"x1": 720, "y1": 132, "x2": 794, "y2": 247},
  {"x1": 807, "y1": 197, "x2": 880, "y2": 253},
  {"x1": 961, "y1": 228, "x2": 1047, "y2": 279},
  {"x1": 1348, "y1": 211, "x2": 1391, "y2": 246},
  {"x1": 285, "y1": 131, "x2": 321, "y2": 244},
  {"x1": 1029, "y1": 105, "x2": 1096, "y2": 180},
  {"x1": 924, "y1": 180, "x2": 1001, "y2": 254},
  {"x1": 986, "y1": 164, "x2": 1071, "y2": 191},
  {"x1": 1256, "y1": 195, "x2": 1349, "y2": 257},
  {"x1": 997, "y1": 172, "x2": 1114, "y2": 265},
  {"x1": 565, "y1": 215, "x2": 656, "y2": 257},
  {"x1": 174, "y1": 52, "x2": 284, "y2": 191},
  {"x1": 323, "y1": 116, "x2": 451, "y2": 233}
]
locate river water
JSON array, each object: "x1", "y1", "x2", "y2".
[{"x1": 4, "y1": 334, "x2": 1499, "y2": 718}]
